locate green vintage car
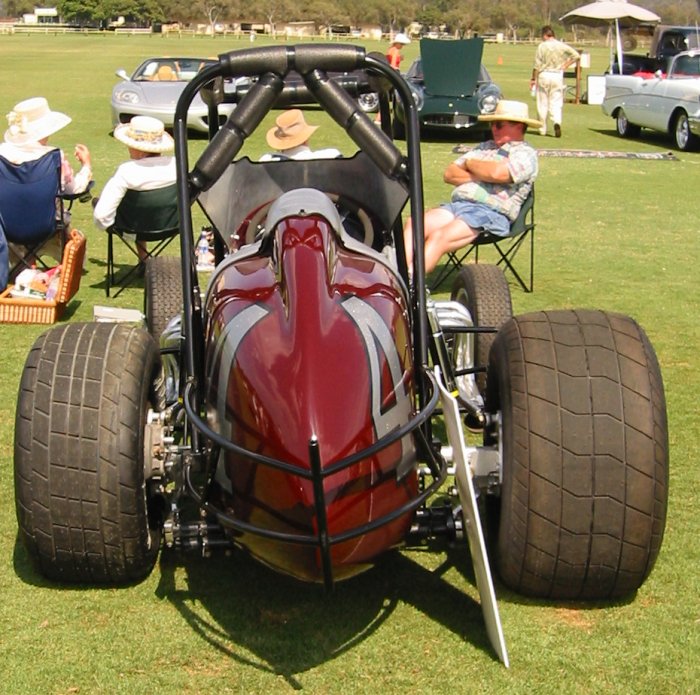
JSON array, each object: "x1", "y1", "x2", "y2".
[{"x1": 392, "y1": 38, "x2": 502, "y2": 140}]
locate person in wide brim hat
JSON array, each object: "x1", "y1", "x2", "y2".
[
  {"x1": 113, "y1": 115, "x2": 174, "y2": 154},
  {"x1": 94, "y1": 116, "x2": 176, "y2": 261},
  {"x1": 478, "y1": 99, "x2": 542, "y2": 130},
  {"x1": 266, "y1": 109, "x2": 318, "y2": 151},
  {"x1": 4, "y1": 96, "x2": 72, "y2": 145},
  {"x1": 403, "y1": 99, "x2": 539, "y2": 274}
]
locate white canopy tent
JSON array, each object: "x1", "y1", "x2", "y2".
[{"x1": 560, "y1": 0, "x2": 661, "y2": 74}]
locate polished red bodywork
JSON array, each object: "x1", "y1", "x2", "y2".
[{"x1": 204, "y1": 210, "x2": 419, "y2": 582}]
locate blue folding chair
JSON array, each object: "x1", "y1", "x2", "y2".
[{"x1": 0, "y1": 149, "x2": 65, "y2": 282}]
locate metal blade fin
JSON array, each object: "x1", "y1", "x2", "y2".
[{"x1": 435, "y1": 367, "x2": 509, "y2": 668}]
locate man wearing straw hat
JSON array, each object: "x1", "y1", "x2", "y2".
[
  {"x1": 93, "y1": 116, "x2": 176, "y2": 260},
  {"x1": 403, "y1": 100, "x2": 540, "y2": 274},
  {"x1": 260, "y1": 109, "x2": 340, "y2": 161}
]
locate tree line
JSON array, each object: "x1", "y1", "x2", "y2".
[{"x1": 2, "y1": 0, "x2": 697, "y2": 37}]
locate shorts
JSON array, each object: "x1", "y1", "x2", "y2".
[{"x1": 441, "y1": 200, "x2": 511, "y2": 238}]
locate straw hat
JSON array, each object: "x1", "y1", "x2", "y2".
[
  {"x1": 393, "y1": 33, "x2": 411, "y2": 45},
  {"x1": 114, "y1": 116, "x2": 174, "y2": 154},
  {"x1": 478, "y1": 99, "x2": 542, "y2": 129},
  {"x1": 4, "y1": 97, "x2": 71, "y2": 145},
  {"x1": 266, "y1": 109, "x2": 318, "y2": 150}
]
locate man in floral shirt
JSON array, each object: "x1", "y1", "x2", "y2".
[{"x1": 404, "y1": 100, "x2": 540, "y2": 274}]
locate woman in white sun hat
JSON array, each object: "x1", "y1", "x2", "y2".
[
  {"x1": 0, "y1": 96, "x2": 92, "y2": 196},
  {"x1": 0, "y1": 96, "x2": 93, "y2": 265},
  {"x1": 93, "y1": 116, "x2": 176, "y2": 259},
  {"x1": 386, "y1": 32, "x2": 411, "y2": 69}
]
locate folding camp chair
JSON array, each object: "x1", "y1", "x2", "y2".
[
  {"x1": 0, "y1": 149, "x2": 65, "y2": 283},
  {"x1": 105, "y1": 183, "x2": 179, "y2": 297},
  {"x1": 428, "y1": 187, "x2": 536, "y2": 293}
]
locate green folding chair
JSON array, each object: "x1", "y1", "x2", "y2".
[
  {"x1": 429, "y1": 187, "x2": 536, "y2": 293},
  {"x1": 106, "y1": 183, "x2": 179, "y2": 297}
]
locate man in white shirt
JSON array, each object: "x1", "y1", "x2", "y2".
[{"x1": 93, "y1": 116, "x2": 176, "y2": 260}]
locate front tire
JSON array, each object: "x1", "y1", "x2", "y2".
[
  {"x1": 144, "y1": 256, "x2": 182, "y2": 340},
  {"x1": 14, "y1": 323, "x2": 165, "y2": 583},
  {"x1": 616, "y1": 109, "x2": 640, "y2": 138},
  {"x1": 451, "y1": 265, "x2": 512, "y2": 394},
  {"x1": 673, "y1": 111, "x2": 697, "y2": 151},
  {"x1": 487, "y1": 310, "x2": 668, "y2": 599}
]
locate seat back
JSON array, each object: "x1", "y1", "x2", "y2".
[
  {"x1": 507, "y1": 188, "x2": 535, "y2": 238},
  {"x1": 106, "y1": 183, "x2": 179, "y2": 297},
  {"x1": 0, "y1": 149, "x2": 61, "y2": 246},
  {"x1": 113, "y1": 184, "x2": 179, "y2": 237}
]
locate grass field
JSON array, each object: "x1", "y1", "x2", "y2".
[{"x1": 0, "y1": 34, "x2": 698, "y2": 694}]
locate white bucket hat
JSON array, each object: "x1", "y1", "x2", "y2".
[
  {"x1": 4, "y1": 97, "x2": 72, "y2": 145},
  {"x1": 478, "y1": 99, "x2": 542, "y2": 129},
  {"x1": 393, "y1": 33, "x2": 411, "y2": 45},
  {"x1": 113, "y1": 116, "x2": 174, "y2": 154}
]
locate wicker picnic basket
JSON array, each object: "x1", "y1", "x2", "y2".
[{"x1": 0, "y1": 229, "x2": 86, "y2": 324}]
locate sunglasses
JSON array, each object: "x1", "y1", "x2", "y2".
[{"x1": 491, "y1": 120, "x2": 515, "y2": 129}]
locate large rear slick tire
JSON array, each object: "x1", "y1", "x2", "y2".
[
  {"x1": 487, "y1": 310, "x2": 668, "y2": 599},
  {"x1": 14, "y1": 323, "x2": 165, "y2": 584}
]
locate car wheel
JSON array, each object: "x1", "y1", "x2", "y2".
[
  {"x1": 487, "y1": 310, "x2": 668, "y2": 599},
  {"x1": 14, "y1": 323, "x2": 165, "y2": 583},
  {"x1": 451, "y1": 265, "x2": 512, "y2": 396},
  {"x1": 145, "y1": 256, "x2": 182, "y2": 339},
  {"x1": 357, "y1": 92, "x2": 379, "y2": 113},
  {"x1": 616, "y1": 109, "x2": 640, "y2": 138},
  {"x1": 673, "y1": 111, "x2": 697, "y2": 151}
]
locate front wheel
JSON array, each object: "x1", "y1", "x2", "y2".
[
  {"x1": 616, "y1": 109, "x2": 640, "y2": 138},
  {"x1": 145, "y1": 256, "x2": 182, "y2": 339},
  {"x1": 14, "y1": 323, "x2": 165, "y2": 583},
  {"x1": 673, "y1": 111, "x2": 697, "y2": 151},
  {"x1": 487, "y1": 310, "x2": 668, "y2": 599},
  {"x1": 451, "y1": 264, "x2": 512, "y2": 395}
]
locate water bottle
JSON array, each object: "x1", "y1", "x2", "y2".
[{"x1": 196, "y1": 230, "x2": 210, "y2": 268}]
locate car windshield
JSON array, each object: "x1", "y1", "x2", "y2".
[
  {"x1": 132, "y1": 58, "x2": 216, "y2": 82},
  {"x1": 672, "y1": 53, "x2": 700, "y2": 76}
]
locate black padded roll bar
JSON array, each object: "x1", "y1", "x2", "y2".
[
  {"x1": 190, "y1": 73, "x2": 284, "y2": 192},
  {"x1": 218, "y1": 44, "x2": 366, "y2": 77},
  {"x1": 303, "y1": 69, "x2": 404, "y2": 180}
]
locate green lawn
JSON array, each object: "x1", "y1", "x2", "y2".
[{"x1": 0, "y1": 34, "x2": 698, "y2": 694}]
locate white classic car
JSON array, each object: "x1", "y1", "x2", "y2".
[{"x1": 602, "y1": 50, "x2": 700, "y2": 151}]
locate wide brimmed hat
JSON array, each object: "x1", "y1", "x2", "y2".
[
  {"x1": 478, "y1": 99, "x2": 542, "y2": 129},
  {"x1": 114, "y1": 116, "x2": 174, "y2": 153},
  {"x1": 393, "y1": 33, "x2": 411, "y2": 45},
  {"x1": 266, "y1": 109, "x2": 318, "y2": 150},
  {"x1": 4, "y1": 97, "x2": 72, "y2": 145}
]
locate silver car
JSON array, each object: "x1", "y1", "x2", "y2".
[{"x1": 111, "y1": 57, "x2": 240, "y2": 133}]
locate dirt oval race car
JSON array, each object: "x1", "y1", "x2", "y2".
[{"x1": 15, "y1": 43, "x2": 668, "y2": 667}]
